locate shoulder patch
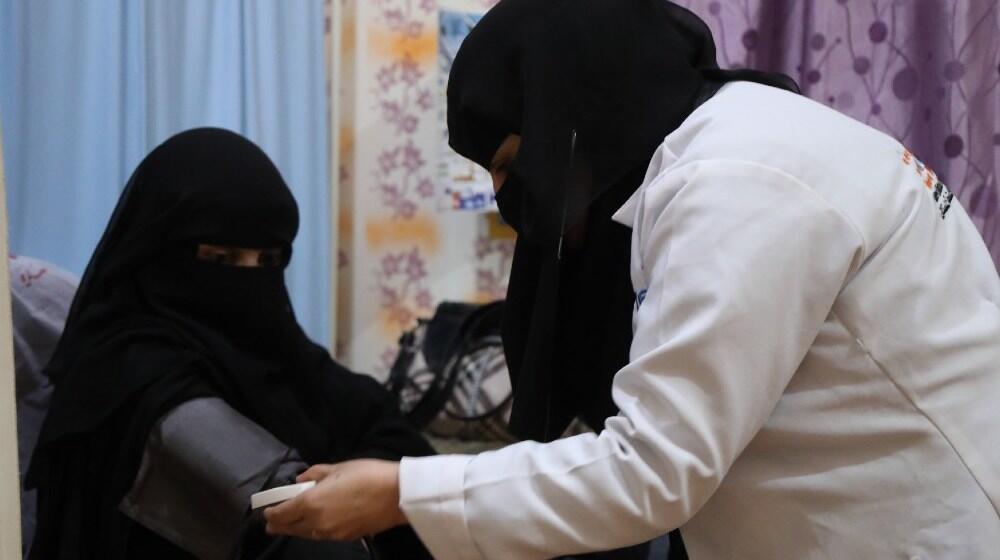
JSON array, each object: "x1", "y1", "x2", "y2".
[{"x1": 902, "y1": 148, "x2": 954, "y2": 219}]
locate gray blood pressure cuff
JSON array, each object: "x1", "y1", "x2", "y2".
[{"x1": 119, "y1": 397, "x2": 308, "y2": 560}]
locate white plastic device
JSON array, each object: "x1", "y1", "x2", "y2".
[{"x1": 251, "y1": 480, "x2": 316, "y2": 510}]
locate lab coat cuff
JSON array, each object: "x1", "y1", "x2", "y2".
[{"x1": 399, "y1": 454, "x2": 481, "y2": 560}]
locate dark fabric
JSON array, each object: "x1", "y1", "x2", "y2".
[
  {"x1": 562, "y1": 541, "x2": 650, "y2": 560},
  {"x1": 447, "y1": 0, "x2": 797, "y2": 442},
  {"x1": 27, "y1": 128, "x2": 433, "y2": 559}
]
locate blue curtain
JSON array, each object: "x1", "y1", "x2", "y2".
[{"x1": 0, "y1": 0, "x2": 331, "y2": 344}]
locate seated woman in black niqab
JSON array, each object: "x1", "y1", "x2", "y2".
[{"x1": 26, "y1": 128, "x2": 434, "y2": 559}]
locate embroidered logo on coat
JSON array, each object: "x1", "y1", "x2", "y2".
[
  {"x1": 635, "y1": 289, "x2": 648, "y2": 310},
  {"x1": 902, "y1": 149, "x2": 953, "y2": 219}
]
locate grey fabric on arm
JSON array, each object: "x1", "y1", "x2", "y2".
[
  {"x1": 9, "y1": 255, "x2": 78, "y2": 554},
  {"x1": 119, "y1": 397, "x2": 308, "y2": 560}
]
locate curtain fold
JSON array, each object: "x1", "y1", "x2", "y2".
[{"x1": 1, "y1": 0, "x2": 331, "y2": 344}]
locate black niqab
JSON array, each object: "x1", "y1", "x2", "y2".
[
  {"x1": 28, "y1": 128, "x2": 432, "y2": 559},
  {"x1": 448, "y1": 0, "x2": 798, "y2": 440}
]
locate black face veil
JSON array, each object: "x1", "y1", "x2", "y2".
[{"x1": 448, "y1": 0, "x2": 797, "y2": 440}]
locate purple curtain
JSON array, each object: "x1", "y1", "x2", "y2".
[{"x1": 680, "y1": 0, "x2": 1000, "y2": 268}]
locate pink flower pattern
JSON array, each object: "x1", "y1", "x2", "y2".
[
  {"x1": 368, "y1": 0, "x2": 444, "y2": 372},
  {"x1": 375, "y1": 247, "x2": 434, "y2": 351},
  {"x1": 369, "y1": 0, "x2": 440, "y2": 220},
  {"x1": 339, "y1": 0, "x2": 510, "y2": 371},
  {"x1": 473, "y1": 234, "x2": 515, "y2": 300}
]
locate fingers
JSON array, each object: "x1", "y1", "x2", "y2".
[
  {"x1": 297, "y1": 463, "x2": 337, "y2": 483},
  {"x1": 265, "y1": 515, "x2": 316, "y2": 540},
  {"x1": 264, "y1": 484, "x2": 353, "y2": 541},
  {"x1": 264, "y1": 495, "x2": 306, "y2": 527},
  {"x1": 265, "y1": 496, "x2": 326, "y2": 540},
  {"x1": 264, "y1": 461, "x2": 386, "y2": 542},
  {"x1": 265, "y1": 507, "x2": 359, "y2": 542}
]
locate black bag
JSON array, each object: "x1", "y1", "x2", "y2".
[{"x1": 385, "y1": 301, "x2": 515, "y2": 442}]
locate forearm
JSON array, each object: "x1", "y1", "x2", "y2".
[{"x1": 400, "y1": 414, "x2": 720, "y2": 560}]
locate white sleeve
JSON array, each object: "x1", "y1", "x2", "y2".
[{"x1": 399, "y1": 160, "x2": 865, "y2": 560}]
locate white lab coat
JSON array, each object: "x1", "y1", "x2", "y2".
[{"x1": 399, "y1": 82, "x2": 1000, "y2": 559}]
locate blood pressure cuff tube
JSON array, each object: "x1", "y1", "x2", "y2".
[{"x1": 119, "y1": 397, "x2": 308, "y2": 560}]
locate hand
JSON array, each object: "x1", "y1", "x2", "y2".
[{"x1": 264, "y1": 459, "x2": 407, "y2": 541}]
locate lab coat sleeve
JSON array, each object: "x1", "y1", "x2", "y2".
[{"x1": 399, "y1": 160, "x2": 866, "y2": 559}]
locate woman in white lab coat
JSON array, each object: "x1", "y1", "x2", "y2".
[{"x1": 266, "y1": 1, "x2": 1000, "y2": 558}]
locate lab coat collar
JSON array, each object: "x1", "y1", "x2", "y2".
[
  {"x1": 612, "y1": 187, "x2": 642, "y2": 227},
  {"x1": 612, "y1": 82, "x2": 734, "y2": 228},
  {"x1": 611, "y1": 141, "x2": 677, "y2": 227}
]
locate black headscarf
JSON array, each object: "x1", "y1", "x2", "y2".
[
  {"x1": 28, "y1": 128, "x2": 432, "y2": 559},
  {"x1": 448, "y1": 0, "x2": 798, "y2": 441}
]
